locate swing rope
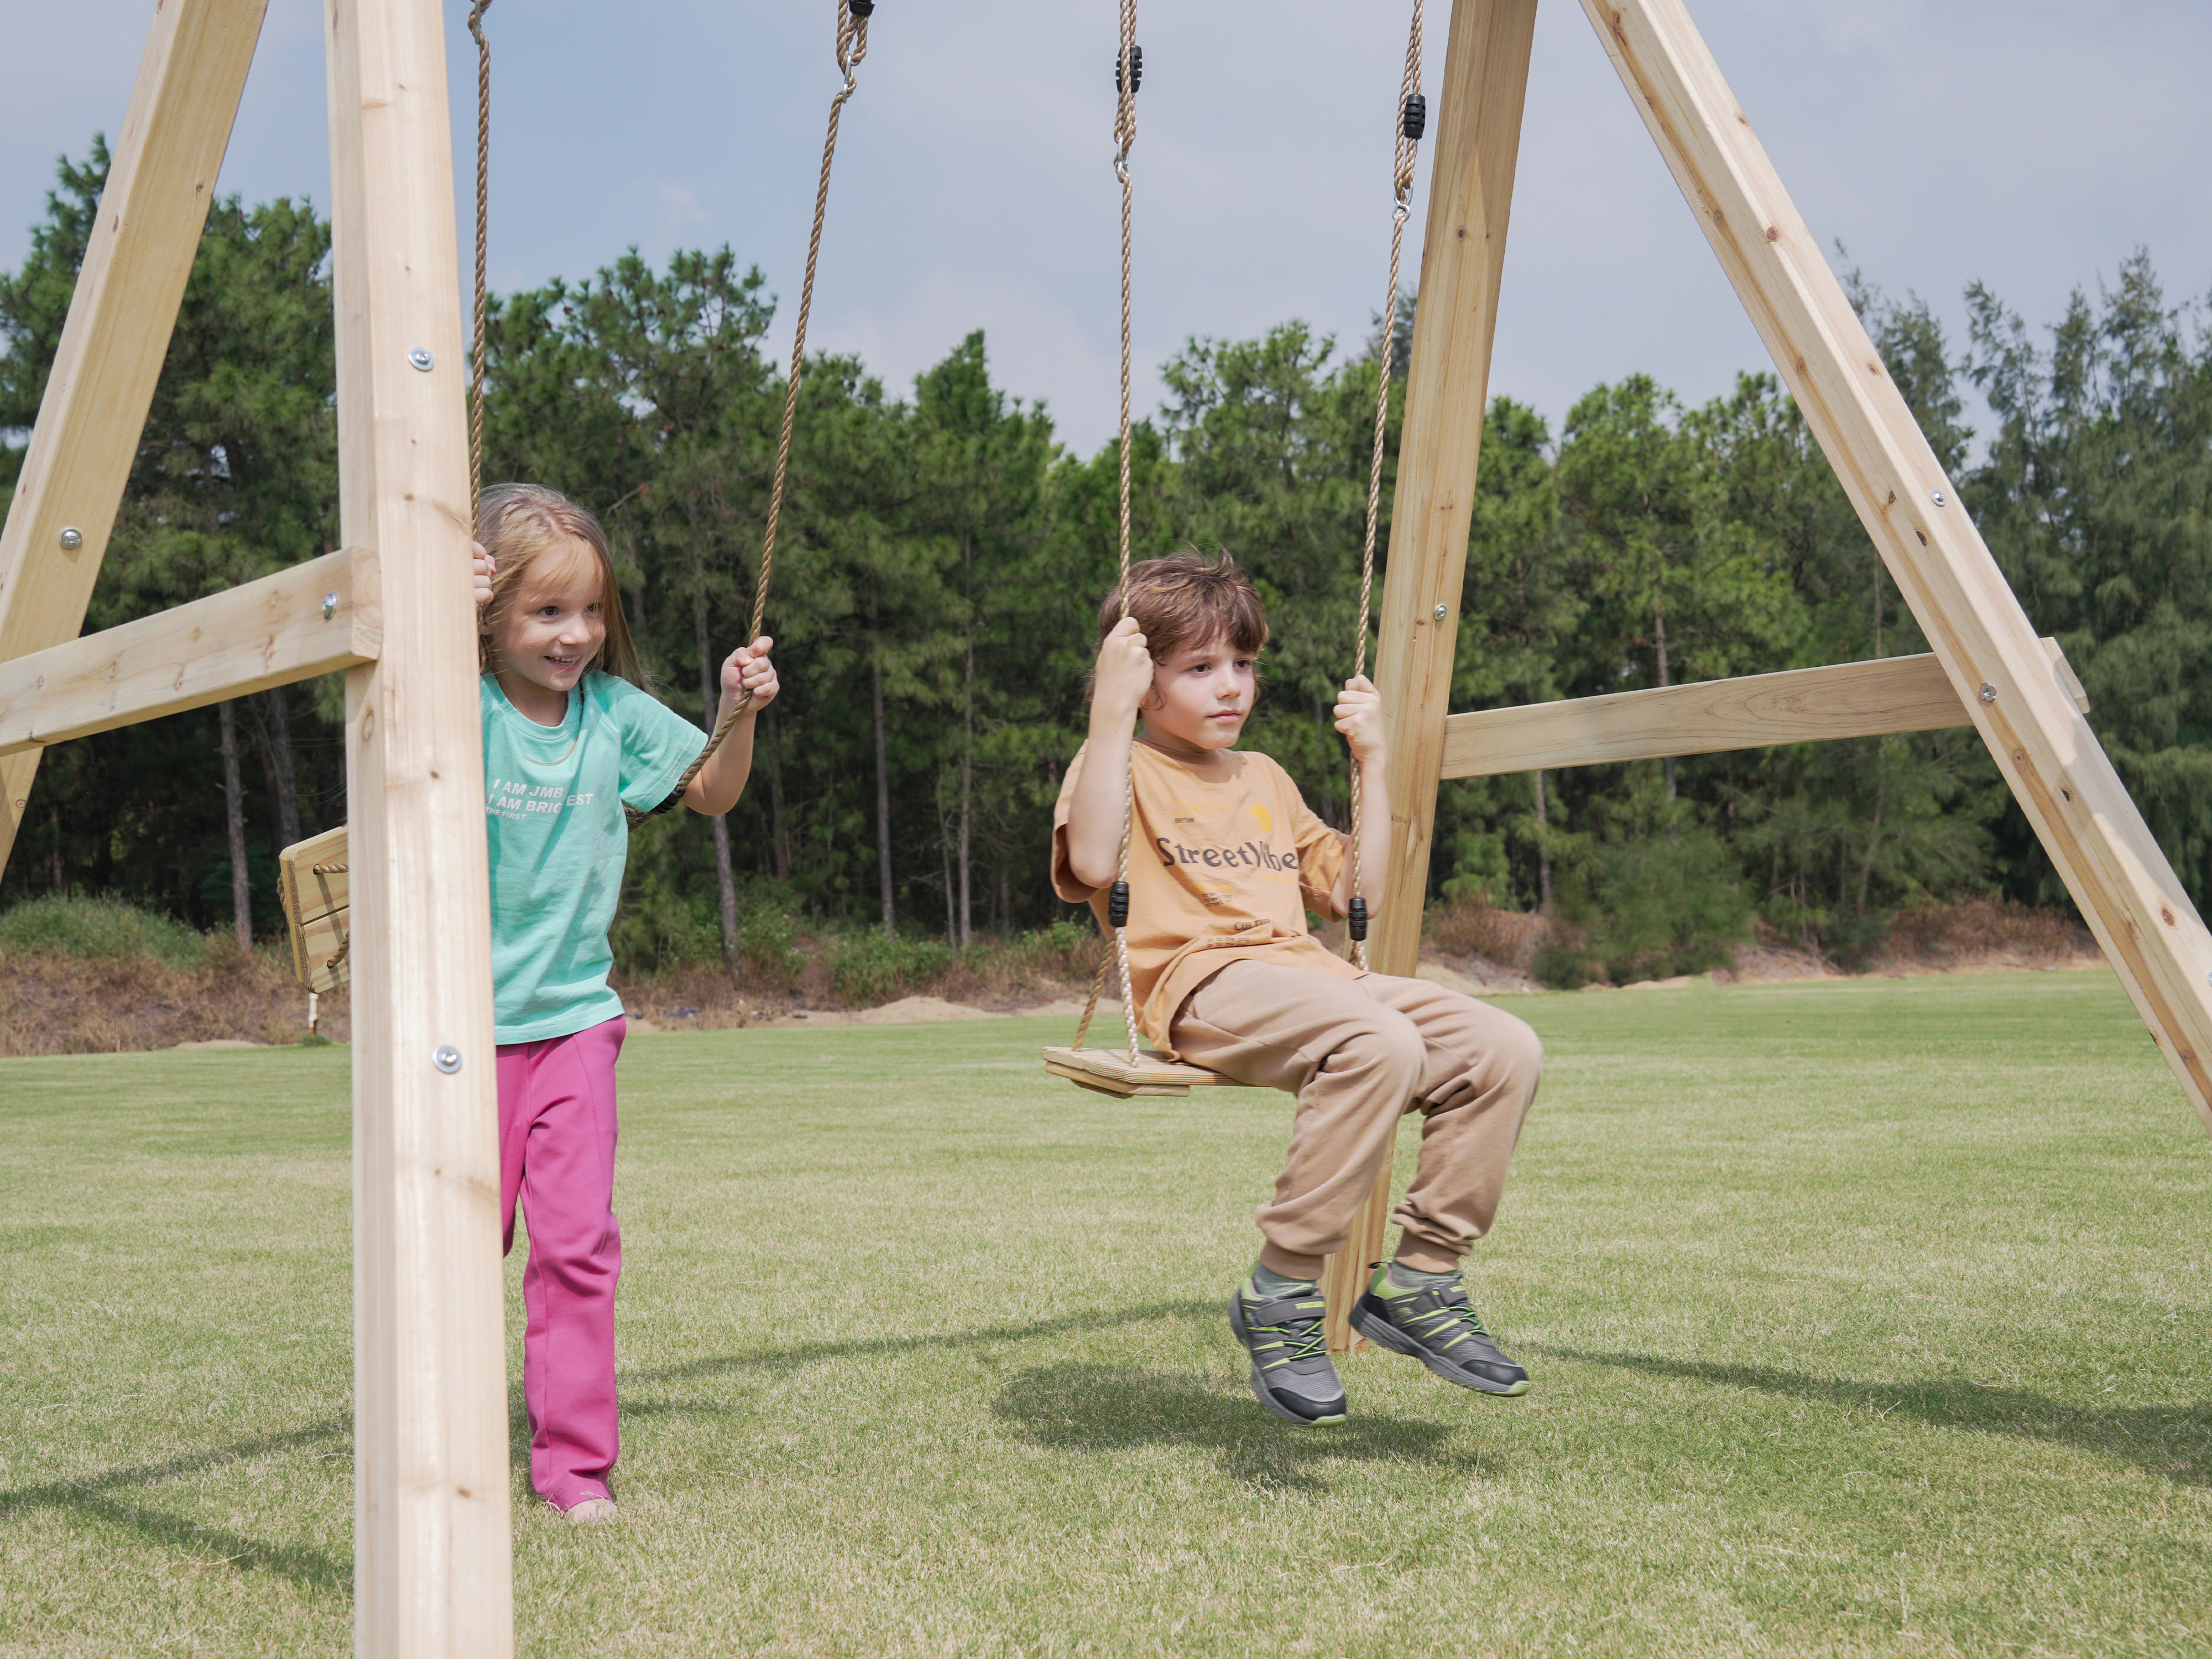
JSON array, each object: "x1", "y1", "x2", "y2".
[
  {"x1": 1071, "y1": 0, "x2": 1146, "y2": 1065},
  {"x1": 622, "y1": 0, "x2": 874, "y2": 828},
  {"x1": 1345, "y1": 0, "x2": 1427, "y2": 971},
  {"x1": 468, "y1": 0, "x2": 492, "y2": 516}
]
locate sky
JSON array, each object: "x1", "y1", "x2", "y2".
[{"x1": 6, "y1": 0, "x2": 2209, "y2": 462}]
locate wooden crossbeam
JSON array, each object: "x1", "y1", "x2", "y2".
[
  {"x1": 0, "y1": 0, "x2": 271, "y2": 877},
  {"x1": 0, "y1": 548, "x2": 378, "y2": 759},
  {"x1": 1438, "y1": 639, "x2": 2088, "y2": 780},
  {"x1": 325, "y1": 0, "x2": 511, "y2": 1650},
  {"x1": 1586, "y1": 0, "x2": 2212, "y2": 1131}
]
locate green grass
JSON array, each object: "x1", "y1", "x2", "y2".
[
  {"x1": 2, "y1": 969, "x2": 2208, "y2": 1655},
  {"x1": 0, "y1": 895, "x2": 213, "y2": 969}
]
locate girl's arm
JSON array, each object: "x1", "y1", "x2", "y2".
[
  {"x1": 685, "y1": 636, "x2": 779, "y2": 816},
  {"x1": 1065, "y1": 617, "x2": 1156, "y2": 890},
  {"x1": 1330, "y1": 674, "x2": 1389, "y2": 915}
]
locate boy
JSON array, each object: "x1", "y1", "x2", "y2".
[{"x1": 1053, "y1": 552, "x2": 1542, "y2": 1427}]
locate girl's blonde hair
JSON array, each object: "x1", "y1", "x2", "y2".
[{"x1": 475, "y1": 483, "x2": 647, "y2": 688}]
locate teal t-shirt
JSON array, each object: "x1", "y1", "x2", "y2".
[{"x1": 482, "y1": 672, "x2": 705, "y2": 1043}]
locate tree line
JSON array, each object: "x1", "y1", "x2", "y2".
[{"x1": 3, "y1": 144, "x2": 2206, "y2": 980}]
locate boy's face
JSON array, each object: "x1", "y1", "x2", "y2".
[
  {"x1": 1143, "y1": 632, "x2": 1256, "y2": 753},
  {"x1": 492, "y1": 538, "x2": 607, "y2": 703}
]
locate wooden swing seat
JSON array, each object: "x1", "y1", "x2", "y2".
[
  {"x1": 1041, "y1": 1045, "x2": 1255, "y2": 1098},
  {"x1": 278, "y1": 825, "x2": 352, "y2": 993}
]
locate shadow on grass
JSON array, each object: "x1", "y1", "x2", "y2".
[
  {"x1": 992, "y1": 1365, "x2": 1487, "y2": 1493},
  {"x1": 0, "y1": 1418, "x2": 351, "y2": 1593},
  {"x1": 614, "y1": 1297, "x2": 1219, "y2": 1389},
  {"x1": 513, "y1": 1300, "x2": 1229, "y2": 1462},
  {"x1": 1550, "y1": 1347, "x2": 2212, "y2": 1486}
]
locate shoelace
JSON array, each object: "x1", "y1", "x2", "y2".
[
  {"x1": 1256, "y1": 1300, "x2": 1331, "y2": 1364},
  {"x1": 1403, "y1": 1282, "x2": 1491, "y2": 1343}
]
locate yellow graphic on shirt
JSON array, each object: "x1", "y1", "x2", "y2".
[{"x1": 1249, "y1": 803, "x2": 1274, "y2": 835}]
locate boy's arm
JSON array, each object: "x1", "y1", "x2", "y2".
[
  {"x1": 685, "y1": 637, "x2": 779, "y2": 816},
  {"x1": 1331, "y1": 674, "x2": 1388, "y2": 915},
  {"x1": 1065, "y1": 617, "x2": 1154, "y2": 890}
]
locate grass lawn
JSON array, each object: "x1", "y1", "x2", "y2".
[{"x1": 2, "y1": 969, "x2": 2208, "y2": 1656}]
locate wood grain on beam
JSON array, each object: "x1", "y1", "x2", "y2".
[
  {"x1": 0, "y1": 0, "x2": 270, "y2": 875},
  {"x1": 1326, "y1": 0, "x2": 1541, "y2": 1354},
  {"x1": 326, "y1": 0, "x2": 511, "y2": 1650},
  {"x1": 1437, "y1": 640, "x2": 2085, "y2": 780},
  {"x1": 0, "y1": 549, "x2": 377, "y2": 758},
  {"x1": 1582, "y1": 0, "x2": 2212, "y2": 1132}
]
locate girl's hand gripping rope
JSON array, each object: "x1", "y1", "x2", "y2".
[
  {"x1": 721, "y1": 637, "x2": 780, "y2": 714},
  {"x1": 472, "y1": 540, "x2": 497, "y2": 609}
]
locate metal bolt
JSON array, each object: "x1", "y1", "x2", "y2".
[
  {"x1": 1978, "y1": 683, "x2": 1997, "y2": 704},
  {"x1": 58, "y1": 526, "x2": 84, "y2": 551},
  {"x1": 408, "y1": 347, "x2": 435, "y2": 372},
  {"x1": 321, "y1": 592, "x2": 339, "y2": 620},
  {"x1": 1931, "y1": 489, "x2": 1948, "y2": 507},
  {"x1": 432, "y1": 1045, "x2": 463, "y2": 1074},
  {"x1": 1432, "y1": 603, "x2": 1448, "y2": 622}
]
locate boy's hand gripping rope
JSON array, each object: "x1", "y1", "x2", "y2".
[
  {"x1": 1345, "y1": 0, "x2": 1427, "y2": 971},
  {"x1": 1072, "y1": 0, "x2": 1146, "y2": 1066},
  {"x1": 620, "y1": 0, "x2": 874, "y2": 830}
]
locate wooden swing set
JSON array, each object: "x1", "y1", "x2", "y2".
[{"x1": 2, "y1": 0, "x2": 2208, "y2": 1652}]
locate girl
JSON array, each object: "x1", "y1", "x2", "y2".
[{"x1": 470, "y1": 483, "x2": 778, "y2": 1522}]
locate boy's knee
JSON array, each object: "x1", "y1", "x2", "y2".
[
  {"x1": 1493, "y1": 1014, "x2": 1543, "y2": 1092},
  {"x1": 1334, "y1": 1009, "x2": 1425, "y2": 1089}
]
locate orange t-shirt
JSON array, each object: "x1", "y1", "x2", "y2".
[{"x1": 1052, "y1": 739, "x2": 1361, "y2": 1053}]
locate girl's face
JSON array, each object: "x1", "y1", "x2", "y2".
[
  {"x1": 492, "y1": 539, "x2": 608, "y2": 712},
  {"x1": 1141, "y1": 631, "x2": 1256, "y2": 755}
]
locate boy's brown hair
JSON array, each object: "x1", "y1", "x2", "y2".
[
  {"x1": 476, "y1": 482, "x2": 649, "y2": 688},
  {"x1": 1097, "y1": 550, "x2": 1269, "y2": 666}
]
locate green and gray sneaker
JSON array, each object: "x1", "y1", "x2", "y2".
[
  {"x1": 1227, "y1": 1282, "x2": 1348, "y2": 1427},
  {"x1": 1349, "y1": 1261, "x2": 1530, "y2": 1396}
]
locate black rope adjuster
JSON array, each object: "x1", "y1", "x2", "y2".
[
  {"x1": 848, "y1": 0, "x2": 875, "y2": 15},
  {"x1": 1401, "y1": 93, "x2": 1426, "y2": 142},
  {"x1": 1115, "y1": 44, "x2": 1143, "y2": 96},
  {"x1": 1108, "y1": 880, "x2": 1131, "y2": 928},
  {"x1": 1348, "y1": 896, "x2": 1370, "y2": 943}
]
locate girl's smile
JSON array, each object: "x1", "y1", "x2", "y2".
[{"x1": 491, "y1": 539, "x2": 608, "y2": 726}]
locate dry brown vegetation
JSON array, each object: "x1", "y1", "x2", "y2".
[
  {"x1": 0, "y1": 944, "x2": 341, "y2": 1057},
  {"x1": 1422, "y1": 893, "x2": 2102, "y2": 990},
  {"x1": 0, "y1": 896, "x2": 2106, "y2": 1057}
]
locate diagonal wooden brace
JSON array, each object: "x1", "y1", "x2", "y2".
[
  {"x1": 1581, "y1": 0, "x2": 2212, "y2": 1131},
  {"x1": 0, "y1": 0, "x2": 272, "y2": 878}
]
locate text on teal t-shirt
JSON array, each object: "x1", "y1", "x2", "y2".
[{"x1": 482, "y1": 671, "x2": 705, "y2": 1043}]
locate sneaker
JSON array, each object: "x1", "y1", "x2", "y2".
[
  {"x1": 1349, "y1": 1261, "x2": 1530, "y2": 1396},
  {"x1": 1227, "y1": 1282, "x2": 1348, "y2": 1427},
  {"x1": 562, "y1": 1496, "x2": 619, "y2": 1524}
]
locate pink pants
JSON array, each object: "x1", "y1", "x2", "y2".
[{"x1": 497, "y1": 1014, "x2": 625, "y2": 1512}]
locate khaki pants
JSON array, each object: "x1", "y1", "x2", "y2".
[{"x1": 1170, "y1": 961, "x2": 1542, "y2": 1281}]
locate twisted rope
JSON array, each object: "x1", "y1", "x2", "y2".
[
  {"x1": 625, "y1": 1, "x2": 871, "y2": 828},
  {"x1": 1345, "y1": 0, "x2": 1426, "y2": 971},
  {"x1": 467, "y1": 0, "x2": 492, "y2": 515},
  {"x1": 1073, "y1": 0, "x2": 1145, "y2": 1063}
]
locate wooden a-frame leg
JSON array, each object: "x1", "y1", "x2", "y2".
[
  {"x1": 0, "y1": 0, "x2": 269, "y2": 878},
  {"x1": 326, "y1": 0, "x2": 510, "y2": 1652},
  {"x1": 1583, "y1": 0, "x2": 2212, "y2": 1133},
  {"x1": 1323, "y1": 0, "x2": 1541, "y2": 1355}
]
